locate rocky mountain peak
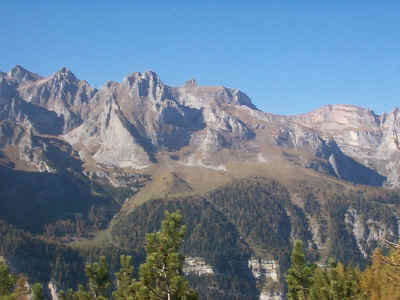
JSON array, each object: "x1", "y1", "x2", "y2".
[
  {"x1": 234, "y1": 90, "x2": 257, "y2": 110},
  {"x1": 292, "y1": 104, "x2": 381, "y2": 131},
  {"x1": 123, "y1": 70, "x2": 161, "y2": 86},
  {"x1": 52, "y1": 67, "x2": 78, "y2": 83},
  {"x1": 7, "y1": 65, "x2": 42, "y2": 82}
]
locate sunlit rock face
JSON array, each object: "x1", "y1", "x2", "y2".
[
  {"x1": 248, "y1": 257, "x2": 279, "y2": 281},
  {"x1": 48, "y1": 281, "x2": 59, "y2": 300},
  {"x1": 2, "y1": 65, "x2": 400, "y2": 186},
  {"x1": 290, "y1": 105, "x2": 400, "y2": 187},
  {"x1": 344, "y1": 207, "x2": 399, "y2": 258},
  {"x1": 7, "y1": 66, "x2": 96, "y2": 133},
  {"x1": 64, "y1": 70, "x2": 255, "y2": 169},
  {"x1": 183, "y1": 256, "x2": 214, "y2": 276}
]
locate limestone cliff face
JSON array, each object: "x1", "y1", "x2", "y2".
[
  {"x1": 290, "y1": 105, "x2": 400, "y2": 187},
  {"x1": 1, "y1": 65, "x2": 400, "y2": 186},
  {"x1": 64, "y1": 92, "x2": 152, "y2": 169},
  {"x1": 64, "y1": 70, "x2": 254, "y2": 169},
  {"x1": 344, "y1": 207, "x2": 399, "y2": 258},
  {"x1": 10, "y1": 66, "x2": 96, "y2": 133}
]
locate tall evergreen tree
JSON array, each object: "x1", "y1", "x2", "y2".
[
  {"x1": 286, "y1": 240, "x2": 313, "y2": 300},
  {"x1": 113, "y1": 255, "x2": 137, "y2": 300},
  {"x1": 134, "y1": 211, "x2": 198, "y2": 300},
  {"x1": 0, "y1": 262, "x2": 15, "y2": 298},
  {"x1": 309, "y1": 266, "x2": 329, "y2": 300},
  {"x1": 85, "y1": 256, "x2": 112, "y2": 300},
  {"x1": 341, "y1": 264, "x2": 364, "y2": 299},
  {"x1": 56, "y1": 211, "x2": 198, "y2": 300}
]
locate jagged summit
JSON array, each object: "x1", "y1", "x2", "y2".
[
  {"x1": 51, "y1": 66, "x2": 78, "y2": 82},
  {"x1": 58, "y1": 66, "x2": 70, "y2": 73},
  {"x1": 122, "y1": 70, "x2": 161, "y2": 85},
  {"x1": 7, "y1": 65, "x2": 42, "y2": 82}
]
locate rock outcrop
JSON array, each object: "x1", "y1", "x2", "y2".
[{"x1": 290, "y1": 105, "x2": 400, "y2": 187}]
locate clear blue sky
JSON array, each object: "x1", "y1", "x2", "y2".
[{"x1": 1, "y1": 1, "x2": 399, "y2": 115}]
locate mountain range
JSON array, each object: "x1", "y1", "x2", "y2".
[{"x1": 1, "y1": 65, "x2": 400, "y2": 299}]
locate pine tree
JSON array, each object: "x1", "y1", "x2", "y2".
[
  {"x1": 309, "y1": 266, "x2": 329, "y2": 300},
  {"x1": 310, "y1": 259, "x2": 365, "y2": 300},
  {"x1": 74, "y1": 285, "x2": 90, "y2": 300},
  {"x1": 113, "y1": 255, "x2": 137, "y2": 300},
  {"x1": 341, "y1": 265, "x2": 364, "y2": 299},
  {"x1": 58, "y1": 289, "x2": 74, "y2": 300},
  {"x1": 0, "y1": 262, "x2": 15, "y2": 297},
  {"x1": 134, "y1": 211, "x2": 198, "y2": 300},
  {"x1": 325, "y1": 258, "x2": 342, "y2": 299},
  {"x1": 85, "y1": 256, "x2": 112, "y2": 300},
  {"x1": 286, "y1": 240, "x2": 313, "y2": 300},
  {"x1": 56, "y1": 211, "x2": 198, "y2": 300}
]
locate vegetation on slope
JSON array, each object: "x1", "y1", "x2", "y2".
[{"x1": 2, "y1": 175, "x2": 400, "y2": 298}]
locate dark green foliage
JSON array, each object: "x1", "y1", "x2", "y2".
[
  {"x1": 113, "y1": 256, "x2": 136, "y2": 300},
  {"x1": 56, "y1": 211, "x2": 198, "y2": 300},
  {"x1": 285, "y1": 239, "x2": 365, "y2": 300},
  {"x1": 133, "y1": 211, "x2": 198, "y2": 300},
  {"x1": 286, "y1": 240, "x2": 314, "y2": 300},
  {"x1": 207, "y1": 179, "x2": 292, "y2": 254},
  {"x1": 3, "y1": 175, "x2": 400, "y2": 298},
  {"x1": 309, "y1": 260, "x2": 364, "y2": 300},
  {"x1": 111, "y1": 196, "x2": 256, "y2": 300},
  {"x1": 323, "y1": 190, "x2": 400, "y2": 265},
  {"x1": 325, "y1": 194, "x2": 363, "y2": 264},
  {"x1": 32, "y1": 283, "x2": 44, "y2": 300},
  {"x1": 0, "y1": 165, "x2": 118, "y2": 237},
  {"x1": 0, "y1": 262, "x2": 15, "y2": 297},
  {"x1": 208, "y1": 178, "x2": 314, "y2": 263},
  {"x1": 74, "y1": 285, "x2": 90, "y2": 300},
  {"x1": 0, "y1": 220, "x2": 86, "y2": 290},
  {"x1": 85, "y1": 256, "x2": 112, "y2": 299}
]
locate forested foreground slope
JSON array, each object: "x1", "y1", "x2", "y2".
[{"x1": 2, "y1": 177, "x2": 400, "y2": 299}]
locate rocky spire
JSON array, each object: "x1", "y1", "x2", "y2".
[{"x1": 7, "y1": 65, "x2": 41, "y2": 82}]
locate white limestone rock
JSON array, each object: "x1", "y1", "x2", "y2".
[{"x1": 183, "y1": 256, "x2": 214, "y2": 276}]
